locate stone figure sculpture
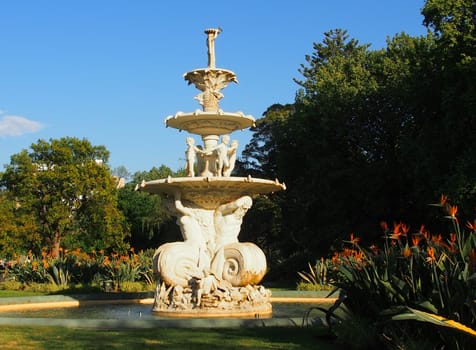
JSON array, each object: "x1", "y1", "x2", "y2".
[
  {"x1": 223, "y1": 139, "x2": 238, "y2": 177},
  {"x1": 184, "y1": 134, "x2": 239, "y2": 177},
  {"x1": 205, "y1": 28, "x2": 221, "y2": 68},
  {"x1": 214, "y1": 195, "x2": 252, "y2": 248},
  {"x1": 213, "y1": 134, "x2": 230, "y2": 177},
  {"x1": 185, "y1": 137, "x2": 198, "y2": 177}
]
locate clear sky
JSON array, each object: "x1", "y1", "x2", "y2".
[{"x1": 0, "y1": 0, "x2": 428, "y2": 176}]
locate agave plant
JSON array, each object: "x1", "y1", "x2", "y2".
[{"x1": 297, "y1": 258, "x2": 332, "y2": 290}]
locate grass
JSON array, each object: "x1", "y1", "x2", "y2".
[
  {"x1": 0, "y1": 286, "x2": 344, "y2": 349},
  {"x1": 0, "y1": 325, "x2": 342, "y2": 349},
  {"x1": 0, "y1": 289, "x2": 47, "y2": 297}
]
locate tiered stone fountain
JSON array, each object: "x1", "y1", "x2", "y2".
[{"x1": 138, "y1": 28, "x2": 285, "y2": 317}]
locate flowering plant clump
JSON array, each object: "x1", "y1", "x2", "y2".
[
  {"x1": 297, "y1": 258, "x2": 334, "y2": 291},
  {"x1": 2, "y1": 248, "x2": 155, "y2": 292},
  {"x1": 319, "y1": 196, "x2": 476, "y2": 349}
]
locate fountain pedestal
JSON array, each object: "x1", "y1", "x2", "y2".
[{"x1": 138, "y1": 28, "x2": 285, "y2": 317}]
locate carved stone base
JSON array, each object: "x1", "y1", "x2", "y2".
[{"x1": 152, "y1": 282, "x2": 272, "y2": 318}]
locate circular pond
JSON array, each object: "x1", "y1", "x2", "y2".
[{"x1": 0, "y1": 301, "x2": 324, "y2": 320}]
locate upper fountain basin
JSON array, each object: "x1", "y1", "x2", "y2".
[{"x1": 165, "y1": 110, "x2": 255, "y2": 135}]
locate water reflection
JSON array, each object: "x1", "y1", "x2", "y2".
[{"x1": 1, "y1": 302, "x2": 326, "y2": 320}]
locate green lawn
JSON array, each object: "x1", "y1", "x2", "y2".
[
  {"x1": 0, "y1": 288, "x2": 343, "y2": 348},
  {"x1": 0, "y1": 325, "x2": 342, "y2": 349},
  {"x1": 0, "y1": 289, "x2": 47, "y2": 298}
]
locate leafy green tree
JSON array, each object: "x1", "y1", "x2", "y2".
[
  {"x1": 0, "y1": 137, "x2": 129, "y2": 256},
  {"x1": 118, "y1": 165, "x2": 183, "y2": 250},
  {"x1": 420, "y1": 0, "x2": 476, "y2": 213},
  {"x1": 112, "y1": 165, "x2": 132, "y2": 182},
  {"x1": 238, "y1": 104, "x2": 294, "y2": 179},
  {"x1": 240, "y1": 27, "x2": 447, "y2": 277},
  {"x1": 0, "y1": 190, "x2": 39, "y2": 256},
  {"x1": 285, "y1": 30, "x2": 382, "y2": 255}
]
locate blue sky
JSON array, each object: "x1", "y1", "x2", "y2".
[{"x1": 0, "y1": 0, "x2": 428, "y2": 176}]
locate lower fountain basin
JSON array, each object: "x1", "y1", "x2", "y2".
[
  {"x1": 0, "y1": 292, "x2": 336, "y2": 329},
  {"x1": 138, "y1": 176, "x2": 286, "y2": 209},
  {"x1": 0, "y1": 301, "x2": 326, "y2": 320}
]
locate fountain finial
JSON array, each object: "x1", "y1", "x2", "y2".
[
  {"x1": 205, "y1": 28, "x2": 222, "y2": 68},
  {"x1": 183, "y1": 27, "x2": 237, "y2": 112}
]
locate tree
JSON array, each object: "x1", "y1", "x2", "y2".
[
  {"x1": 239, "y1": 27, "x2": 447, "y2": 278},
  {"x1": 420, "y1": 0, "x2": 476, "y2": 213},
  {"x1": 239, "y1": 0, "x2": 476, "y2": 281},
  {"x1": 0, "y1": 190, "x2": 39, "y2": 256},
  {"x1": 237, "y1": 103, "x2": 294, "y2": 179},
  {"x1": 118, "y1": 165, "x2": 183, "y2": 250},
  {"x1": 112, "y1": 165, "x2": 132, "y2": 182},
  {"x1": 0, "y1": 137, "x2": 129, "y2": 256}
]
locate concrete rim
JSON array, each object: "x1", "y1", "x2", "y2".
[{"x1": 0, "y1": 291, "x2": 336, "y2": 329}]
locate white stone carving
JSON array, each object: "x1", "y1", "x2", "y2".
[{"x1": 140, "y1": 28, "x2": 286, "y2": 317}]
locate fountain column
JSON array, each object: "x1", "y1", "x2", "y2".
[{"x1": 139, "y1": 28, "x2": 285, "y2": 317}]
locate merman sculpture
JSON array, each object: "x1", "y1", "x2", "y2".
[{"x1": 138, "y1": 28, "x2": 285, "y2": 317}]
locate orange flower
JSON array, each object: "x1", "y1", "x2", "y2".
[
  {"x1": 32, "y1": 261, "x2": 38, "y2": 271},
  {"x1": 466, "y1": 220, "x2": 476, "y2": 232},
  {"x1": 42, "y1": 259, "x2": 49, "y2": 268},
  {"x1": 439, "y1": 194, "x2": 448, "y2": 206},
  {"x1": 354, "y1": 250, "x2": 364, "y2": 261},
  {"x1": 423, "y1": 230, "x2": 431, "y2": 241},
  {"x1": 411, "y1": 235, "x2": 421, "y2": 247},
  {"x1": 418, "y1": 224, "x2": 427, "y2": 234},
  {"x1": 390, "y1": 222, "x2": 403, "y2": 240},
  {"x1": 331, "y1": 252, "x2": 340, "y2": 265},
  {"x1": 447, "y1": 205, "x2": 458, "y2": 218},
  {"x1": 426, "y1": 247, "x2": 436, "y2": 263},
  {"x1": 380, "y1": 221, "x2": 389, "y2": 232},
  {"x1": 402, "y1": 246, "x2": 411, "y2": 257},
  {"x1": 342, "y1": 248, "x2": 354, "y2": 257},
  {"x1": 432, "y1": 234, "x2": 443, "y2": 245},
  {"x1": 449, "y1": 233, "x2": 457, "y2": 243},
  {"x1": 350, "y1": 233, "x2": 360, "y2": 246},
  {"x1": 401, "y1": 223, "x2": 410, "y2": 236}
]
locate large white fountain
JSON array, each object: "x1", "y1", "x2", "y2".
[{"x1": 138, "y1": 28, "x2": 285, "y2": 317}]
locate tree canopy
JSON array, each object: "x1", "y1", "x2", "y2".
[
  {"x1": 237, "y1": 0, "x2": 476, "y2": 277},
  {"x1": 1, "y1": 137, "x2": 129, "y2": 256},
  {"x1": 1, "y1": 0, "x2": 474, "y2": 284}
]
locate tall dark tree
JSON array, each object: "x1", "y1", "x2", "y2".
[
  {"x1": 419, "y1": 0, "x2": 476, "y2": 214},
  {"x1": 239, "y1": 23, "x2": 465, "y2": 277}
]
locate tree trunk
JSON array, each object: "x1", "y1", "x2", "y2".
[{"x1": 51, "y1": 233, "x2": 61, "y2": 257}]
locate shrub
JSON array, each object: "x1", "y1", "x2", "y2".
[
  {"x1": 119, "y1": 281, "x2": 151, "y2": 293},
  {"x1": 2, "y1": 248, "x2": 155, "y2": 292},
  {"x1": 297, "y1": 259, "x2": 333, "y2": 291},
  {"x1": 321, "y1": 196, "x2": 476, "y2": 349}
]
